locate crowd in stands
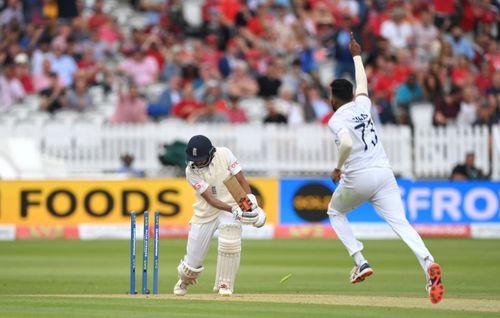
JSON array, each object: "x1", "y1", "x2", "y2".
[{"x1": 0, "y1": 0, "x2": 499, "y2": 127}]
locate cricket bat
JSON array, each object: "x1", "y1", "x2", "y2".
[{"x1": 224, "y1": 175, "x2": 253, "y2": 211}]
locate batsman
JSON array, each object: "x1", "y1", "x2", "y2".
[{"x1": 173, "y1": 135, "x2": 266, "y2": 296}]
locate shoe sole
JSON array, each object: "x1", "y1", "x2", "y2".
[
  {"x1": 428, "y1": 263, "x2": 444, "y2": 304},
  {"x1": 351, "y1": 268, "x2": 374, "y2": 284}
]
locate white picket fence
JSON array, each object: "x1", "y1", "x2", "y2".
[{"x1": 1, "y1": 119, "x2": 498, "y2": 179}]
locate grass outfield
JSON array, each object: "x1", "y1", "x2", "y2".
[{"x1": 0, "y1": 239, "x2": 499, "y2": 317}]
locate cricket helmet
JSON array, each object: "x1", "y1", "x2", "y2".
[{"x1": 186, "y1": 135, "x2": 216, "y2": 167}]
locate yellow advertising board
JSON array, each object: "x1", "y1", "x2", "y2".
[{"x1": 0, "y1": 178, "x2": 278, "y2": 225}]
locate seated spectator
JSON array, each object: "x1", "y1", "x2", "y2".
[
  {"x1": 67, "y1": 77, "x2": 93, "y2": 112},
  {"x1": 49, "y1": 42, "x2": 78, "y2": 87},
  {"x1": 394, "y1": 73, "x2": 424, "y2": 125},
  {"x1": 433, "y1": 86, "x2": 462, "y2": 126},
  {"x1": 380, "y1": 7, "x2": 413, "y2": 50},
  {"x1": 225, "y1": 95, "x2": 248, "y2": 124},
  {"x1": 226, "y1": 61, "x2": 258, "y2": 98},
  {"x1": 147, "y1": 75, "x2": 182, "y2": 119},
  {"x1": 0, "y1": 62, "x2": 25, "y2": 110},
  {"x1": 263, "y1": 98, "x2": 287, "y2": 124},
  {"x1": 39, "y1": 72, "x2": 66, "y2": 113},
  {"x1": 422, "y1": 71, "x2": 444, "y2": 102},
  {"x1": 473, "y1": 95, "x2": 497, "y2": 127},
  {"x1": 33, "y1": 59, "x2": 63, "y2": 92},
  {"x1": 187, "y1": 95, "x2": 229, "y2": 123},
  {"x1": 31, "y1": 37, "x2": 54, "y2": 76},
  {"x1": 118, "y1": 49, "x2": 159, "y2": 87},
  {"x1": 456, "y1": 87, "x2": 478, "y2": 126},
  {"x1": 171, "y1": 83, "x2": 203, "y2": 120},
  {"x1": 257, "y1": 62, "x2": 282, "y2": 98},
  {"x1": 475, "y1": 63, "x2": 493, "y2": 94},
  {"x1": 118, "y1": 153, "x2": 145, "y2": 178},
  {"x1": 274, "y1": 85, "x2": 304, "y2": 125},
  {"x1": 14, "y1": 53, "x2": 34, "y2": 93},
  {"x1": 451, "y1": 153, "x2": 487, "y2": 180},
  {"x1": 87, "y1": 0, "x2": 108, "y2": 29},
  {"x1": 445, "y1": 26, "x2": 474, "y2": 60},
  {"x1": 305, "y1": 86, "x2": 330, "y2": 122},
  {"x1": 110, "y1": 82, "x2": 148, "y2": 124},
  {"x1": 202, "y1": 80, "x2": 226, "y2": 111}
]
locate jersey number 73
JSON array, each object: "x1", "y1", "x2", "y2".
[{"x1": 354, "y1": 119, "x2": 378, "y2": 151}]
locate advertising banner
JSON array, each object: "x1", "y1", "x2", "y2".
[
  {"x1": 280, "y1": 178, "x2": 500, "y2": 225},
  {"x1": 0, "y1": 178, "x2": 278, "y2": 239}
]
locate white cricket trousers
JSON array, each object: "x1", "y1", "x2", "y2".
[
  {"x1": 185, "y1": 212, "x2": 239, "y2": 268},
  {"x1": 327, "y1": 167, "x2": 434, "y2": 273}
]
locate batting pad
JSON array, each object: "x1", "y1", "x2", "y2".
[
  {"x1": 213, "y1": 223, "x2": 242, "y2": 292},
  {"x1": 178, "y1": 257, "x2": 204, "y2": 285}
]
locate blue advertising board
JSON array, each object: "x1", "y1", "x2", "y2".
[{"x1": 279, "y1": 179, "x2": 500, "y2": 225}]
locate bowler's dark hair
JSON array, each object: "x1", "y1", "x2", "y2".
[{"x1": 330, "y1": 79, "x2": 354, "y2": 102}]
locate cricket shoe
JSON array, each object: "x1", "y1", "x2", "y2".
[
  {"x1": 173, "y1": 279, "x2": 188, "y2": 296},
  {"x1": 350, "y1": 262, "x2": 374, "y2": 284},
  {"x1": 427, "y1": 263, "x2": 444, "y2": 304},
  {"x1": 217, "y1": 283, "x2": 233, "y2": 296}
]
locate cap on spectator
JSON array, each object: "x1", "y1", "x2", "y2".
[{"x1": 14, "y1": 53, "x2": 28, "y2": 64}]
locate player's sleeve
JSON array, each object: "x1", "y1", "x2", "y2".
[
  {"x1": 354, "y1": 95, "x2": 372, "y2": 113},
  {"x1": 221, "y1": 147, "x2": 242, "y2": 175},
  {"x1": 186, "y1": 168, "x2": 209, "y2": 194},
  {"x1": 328, "y1": 115, "x2": 349, "y2": 139}
]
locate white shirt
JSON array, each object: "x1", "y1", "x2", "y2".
[
  {"x1": 328, "y1": 96, "x2": 391, "y2": 174},
  {"x1": 380, "y1": 20, "x2": 413, "y2": 49},
  {"x1": 185, "y1": 147, "x2": 242, "y2": 224}
]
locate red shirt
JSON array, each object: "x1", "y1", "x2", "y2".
[
  {"x1": 218, "y1": 0, "x2": 241, "y2": 24},
  {"x1": 172, "y1": 99, "x2": 203, "y2": 119},
  {"x1": 434, "y1": 0, "x2": 455, "y2": 15},
  {"x1": 246, "y1": 16, "x2": 265, "y2": 36},
  {"x1": 88, "y1": 13, "x2": 108, "y2": 29},
  {"x1": 226, "y1": 107, "x2": 248, "y2": 123}
]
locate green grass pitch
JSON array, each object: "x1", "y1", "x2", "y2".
[{"x1": 0, "y1": 239, "x2": 499, "y2": 317}]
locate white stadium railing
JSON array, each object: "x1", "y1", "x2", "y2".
[{"x1": 1, "y1": 118, "x2": 498, "y2": 179}]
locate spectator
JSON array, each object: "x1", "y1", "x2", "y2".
[
  {"x1": 305, "y1": 86, "x2": 330, "y2": 122},
  {"x1": 147, "y1": 74, "x2": 182, "y2": 119},
  {"x1": 473, "y1": 95, "x2": 497, "y2": 128},
  {"x1": 118, "y1": 153, "x2": 145, "y2": 178},
  {"x1": 14, "y1": 53, "x2": 34, "y2": 94},
  {"x1": 413, "y1": 10, "x2": 439, "y2": 52},
  {"x1": 333, "y1": 15, "x2": 356, "y2": 79},
  {"x1": 394, "y1": 73, "x2": 424, "y2": 125},
  {"x1": 0, "y1": 62, "x2": 25, "y2": 110},
  {"x1": 456, "y1": 87, "x2": 478, "y2": 126},
  {"x1": 39, "y1": 72, "x2": 66, "y2": 113},
  {"x1": 31, "y1": 37, "x2": 54, "y2": 76},
  {"x1": 274, "y1": 85, "x2": 304, "y2": 125},
  {"x1": 445, "y1": 26, "x2": 474, "y2": 60},
  {"x1": 67, "y1": 77, "x2": 93, "y2": 112},
  {"x1": 380, "y1": 7, "x2": 413, "y2": 50},
  {"x1": 225, "y1": 95, "x2": 248, "y2": 124},
  {"x1": 422, "y1": 69, "x2": 444, "y2": 102},
  {"x1": 433, "y1": 86, "x2": 462, "y2": 126},
  {"x1": 49, "y1": 43, "x2": 78, "y2": 87},
  {"x1": 226, "y1": 61, "x2": 258, "y2": 99},
  {"x1": 110, "y1": 81, "x2": 148, "y2": 124},
  {"x1": 257, "y1": 61, "x2": 282, "y2": 98},
  {"x1": 33, "y1": 59, "x2": 62, "y2": 92},
  {"x1": 87, "y1": 0, "x2": 108, "y2": 30},
  {"x1": 187, "y1": 95, "x2": 229, "y2": 123},
  {"x1": 1, "y1": 0, "x2": 23, "y2": 26},
  {"x1": 263, "y1": 98, "x2": 287, "y2": 124},
  {"x1": 171, "y1": 83, "x2": 203, "y2": 120},
  {"x1": 118, "y1": 49, "x2": 158, "y2": 87},
  {"x1": 451, "y1": 153, "x2": 487, "y2": 180},
  {"x1": 202, "y1": 79, "x2": 226, "y2": 111}
]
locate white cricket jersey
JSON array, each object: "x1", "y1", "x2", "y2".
[
  {"x1": 328, "y1": 95, "x2": 391, "y2": 174},
  {"x1": 185, "y1": 147, "x2": 242, "y2": 224}
]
